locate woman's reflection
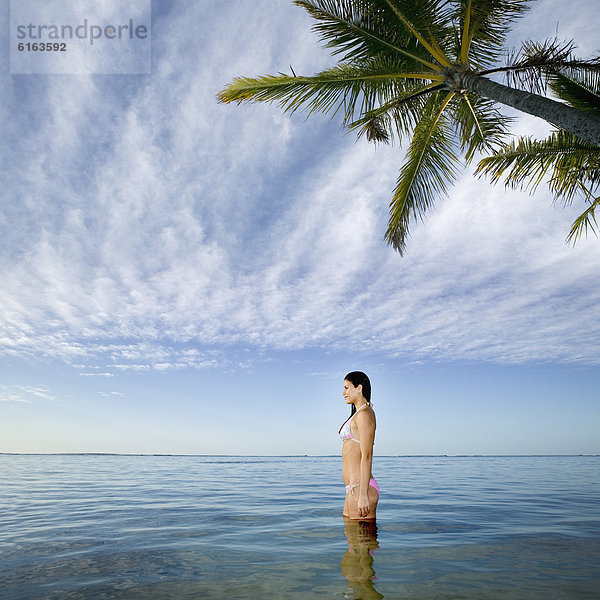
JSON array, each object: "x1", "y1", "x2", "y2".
[{"x1": 341, "y1": 518, "x2": 384, "y2": 599}]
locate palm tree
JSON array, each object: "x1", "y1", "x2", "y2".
[
  {"x1": 218, "y1": 0, "x2": 600, "y2": 254},
  {"x1": 476, "y1": 67, "x2": 600, "y2": 243}
]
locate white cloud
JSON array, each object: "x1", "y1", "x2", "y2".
[
  {"x1": 0, "y1": 385, "x2": 56, "y2": 403},
  {"x1": 17, "y1": 385, "x2": 56, "y2": 400},
  {"x1": 80, "y1": 372, "x2": 115, "y2": 377},
  {"x1": 0, "y1": 394, "x2": 30, "y2": 403}
]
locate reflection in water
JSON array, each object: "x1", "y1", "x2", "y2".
[{"x1": 341, "y1": 518, "x2": 384, "y2": 599}]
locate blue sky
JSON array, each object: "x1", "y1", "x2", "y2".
[{"x1": 1, "y1": 0, "x2": 599, "y2": 456}]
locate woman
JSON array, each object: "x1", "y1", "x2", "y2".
[{"x1": 339, "y1": 371, "x2": 379, "y2": 520}]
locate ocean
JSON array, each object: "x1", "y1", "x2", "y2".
[{"x1": 1, "y1": 454, "x2": 598, "y2": 599}]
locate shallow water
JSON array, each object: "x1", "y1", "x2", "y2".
[{"x1": 1, "y1": 455, "x2": 598, "y2": 599}]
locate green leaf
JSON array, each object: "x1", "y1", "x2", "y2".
[
  {"x1": 218, "y1": 58, "x2": 441, "y2": 128},
  {"x1": 452, "y1": 94, "x2": 513, "y2": 162},
  {"x1": 294, "y1": 0, "x2": 443, "y2": 69},
  {"x1": 548, "y1": 69, "x2": 600, "y2": 115},
  {"x1": 454, "y1": 0, "x2": 533, "y2": 70},
  {"x1": 386, "y1": 91, "x2": 458, "y2": 253},
  {"x1": 348, "y1": 81, "x2": 445, "y2": 143},
  {"x1": 567, "y1": 196, "x2": 599, "y2": 243},
  {"x1": 475, "y1": 131, "x2": 600, "y2": 201}
]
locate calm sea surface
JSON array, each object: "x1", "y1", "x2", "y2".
[{"x1": 0, "y1": 455, "x2": 598, "y2": 599}]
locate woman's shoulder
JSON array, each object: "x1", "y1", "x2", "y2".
[{"x1": 355, "y1": 405, "x2": 376, "y2": 424}]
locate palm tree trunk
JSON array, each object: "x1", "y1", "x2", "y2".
[{"x1": 462, "y1": 73, "x2": 600, "y2": 146}]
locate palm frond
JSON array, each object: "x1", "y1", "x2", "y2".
[
  {"x1": 374, "y1": 0, "x2": 452, "y2": 67},
  {"x1": 294, "y1": 0, "x2": 443, "y2": 69},
  {"x1": 386, "y1": 91, "x2": 458, "y2": 253},
  {"x1": 218, "y1": 59, "x2": 440, "y2": 126},
  {"x1": 452, "y1": 94, "x2": 513, "y2": 162},
  {"x1": 362, "y1": 117, "x2": 391, "y2": 143},
  {"x1": 349, "y1": 81, "x2": 445, "y2": 143},
  {"x1": 476, "y1": 58, "x2": 600, "y2": 246},
  {"x1": 501, "y1": 39, "x2": 573, "y2": 93},
  {"x1": 452, "y1": 0, "x2": 533, "y2": 70},
  {"x1": 547, "y1": 69, "x2": 600, "y2": 115},
  {"x1": 475, "y1": 131, "x2": 600, "y2": 201},
  {"x1": 567, "y1": 196, "x2": 600, "y2": 243},
  {"x1": 459, "y1": 0, "x2": 474, "y2": 64},
  {"x1": 493, "y1": 39, "x2": 600, "y2": 94}
]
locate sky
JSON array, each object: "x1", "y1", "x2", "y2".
[{"x1": 1, "y1": 0, "x2": 599, "y2": 456}]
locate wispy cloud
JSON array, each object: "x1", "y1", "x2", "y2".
[
  {"x1": 0, "y1": 385, "x2": 56, "y2": 403},
  {"x1": 0, "y1": 393, "x2": 31, "y2": 404},
  {"x1": 1, "y1": 0, "x2": 599, "y2": 373},
  {"x1": 17, "y1": 385, "x2": 57, "y2": 400}
]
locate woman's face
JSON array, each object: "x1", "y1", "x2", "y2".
[{"x1": 343, "y1": 379, "x2": 362, "y2": 405}]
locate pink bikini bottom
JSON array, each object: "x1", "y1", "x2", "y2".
[{"x1": 345, "y1": 478, "x2": 380, "y2": 495}]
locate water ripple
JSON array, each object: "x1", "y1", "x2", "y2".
[{"x1": 1, "y1": 455, "x2": 599, "y2": 599}]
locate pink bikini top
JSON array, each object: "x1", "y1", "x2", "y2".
[{"x1": 339, "y1": 403, "x2": 368, "y2": 443}]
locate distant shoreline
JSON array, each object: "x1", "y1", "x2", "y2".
[{"x1": 1, "y1": 453, "x2": 598, "y2": 458}]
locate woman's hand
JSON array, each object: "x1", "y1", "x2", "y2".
[{"x1": 357, "y1": 493, "x2": 370, "y2": 518}]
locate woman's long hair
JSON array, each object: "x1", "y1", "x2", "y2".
[{"x1": 338, "y1": 371, "x2": 371, "y2": 433}]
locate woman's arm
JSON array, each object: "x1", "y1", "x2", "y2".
[{"x1": 356, "y1": 410, "x2": 376, "y2": 518}]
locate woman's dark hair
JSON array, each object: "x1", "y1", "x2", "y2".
[
  {"x1": 345, "y1": 371, "x2": 371, "y2": 403},
  {"x1": 339, "y1": 371, "x2": 372, "y2": 432}
]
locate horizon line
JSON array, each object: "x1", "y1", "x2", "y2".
[{"x1": 1, "y1": 452, "x2": 598, "y2": 458}]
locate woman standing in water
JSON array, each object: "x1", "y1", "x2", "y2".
[{"x1": 339, "y1": 371, "x2": 379, "y2": 520}]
